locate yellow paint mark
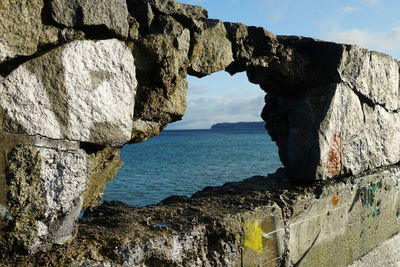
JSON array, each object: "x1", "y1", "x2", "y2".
[{"x1": 244, "y1": 220, "x2": 263, "y2": 254}]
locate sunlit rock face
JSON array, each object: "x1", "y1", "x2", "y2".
[
  {"x1": 1, "y1": 39, "x2": 136, "y2": 147},
  {"x1": 0, "y1": 0, "x2": 400, "y2": 262},
  {"x1": 0, "y1": 38, "x2": 136, "y2": 252}
]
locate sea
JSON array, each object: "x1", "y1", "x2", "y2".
[{"x1": 103, "y1": 128, "x2": 282, "y2": 207}]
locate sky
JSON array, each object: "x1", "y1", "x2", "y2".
[{"x1": 168, "y1": 0, "x2": 400, "y2": 129}]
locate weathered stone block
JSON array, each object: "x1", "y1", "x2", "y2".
[
  {"x1": 189, "y1": 20, "x2": 234, "y2": 77},
  {"x1": 0, "y1": 0, "x2": 43, "y2": 63},
  {"x1": 0, "y1": 39, "x2": 137, "y2": 147},
  {"x1": 131, "y1": 16, "x2": 190, "y2": 129},
  {"x1": 3, "y1": 141, "x2": 87, "y2": 253},
  {"x1": 283, "y1": 168, "x2": 400, "y2": 266},
  {"x1": 50, "y1": 0, "x2": 129, "y2": 38},
  {"x1": 224, "y1": 23, "x2": 278, "y2": 74},
  {"x1": 127, "y1": 0, "x2": 207, "y2": 33},
  {"x1": 260, "y1": 40, "x2": 400, "y2": 180},
  {"x1": 83, "y1": 147, "x2": 123, "y2": 208},
  {"x1": 4, "y1": 168, "x2": 399, "y2": 265}
]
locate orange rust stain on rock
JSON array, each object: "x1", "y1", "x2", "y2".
[
  {"x1": 332, "y1": 195, "x2": 340, "y2": 206},
  {"x1": 327, "y1": 132, "x2": 343, "y2": 177}
]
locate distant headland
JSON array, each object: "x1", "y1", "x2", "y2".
[{"x1": 210, "y1": 121, "x2": 265, "y2": 130}]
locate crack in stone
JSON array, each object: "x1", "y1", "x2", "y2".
[{"x1": 342, "y1": 81, "x2": 400, "y2": 114}]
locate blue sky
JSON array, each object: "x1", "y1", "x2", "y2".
[{"x1": 169, "y1": 0, "x2": 400, "y2": 129}]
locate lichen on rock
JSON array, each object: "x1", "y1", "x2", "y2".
[
  {"x1": 5, "y1": 142, "x2": 87, "y2": 253},
  {"x1": 189, "y1": 19, "x2": 234, "y2": 77},
  {"x1": 0, "y1": 0, "x2": 43, "y2": 63}
]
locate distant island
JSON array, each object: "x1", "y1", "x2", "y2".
[{"x1": 210, "y1": 121, "x2": 265, "y2": 130}]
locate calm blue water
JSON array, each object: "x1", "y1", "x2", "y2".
[{"x1": 103, "y1": 129, "x2": 282, "y2": 207}]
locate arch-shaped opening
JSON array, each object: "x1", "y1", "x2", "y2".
[{"x1": 103, "y1": 71, "x2": 282, "y2": 207}]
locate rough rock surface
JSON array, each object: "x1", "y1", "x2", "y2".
[
  {"x1": 0, "y1": 0, "x2": 43, "y2": 63},
  {"x1": 83, "y1": 147, "x2": 123, "y2": 208},
  {"x1": 1, "y1": 0, "x2": 400, "y2": 264},
  {"x1": 50, "y1": 0, "x2": 130, "y2": 38},
  {"x1": 257, "y1": 38, "x2": 400, "y2": 180},
  {"x1": 126, "y1": 0, "x2": 210, "y2": 142},
  {"x1": 130, "y1": 15, "x2": 191, "y2": 141},
  {"x1": 224, "y1": 23, "x2": 279, "y2": 74},
  {"x1": 189, "y1": 20, "x2": 233, "y2": 77},
  {"x1": 0, "y1": 39, "x2": 136, "y2": 147},
  {"x1": 127, "y1": 0, "x2": 207, "y2": 33},
  {"x1": 2, "y1": 167, "x2": 399, "y2": 266},
  {"x1": 349, "y1": 232, "x2": 400, "y2": 266},
  {"x1": 0, "y1": 138, "x2": 87, "y2": 254}
]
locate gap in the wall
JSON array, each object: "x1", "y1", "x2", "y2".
[{"x1": 102, "y1": 71, "x2": 282, "y2": 207}]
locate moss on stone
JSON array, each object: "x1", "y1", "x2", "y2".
[{"x1": 83, "y1": 147, "x2": 123, "y2": 209}]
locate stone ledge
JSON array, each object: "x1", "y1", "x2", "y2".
[{"x1": 3, "y1": 167, "x2": 399, "y2": 266}]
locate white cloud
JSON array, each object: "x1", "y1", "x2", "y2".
[
  {"x1": 340, "y1": 6, "x2": 361, "y2": 14},
  {"x1": 168, "y1": 93, "x2": 265, "y2": 129},
  {"x1": 326, "y1": 26, "x2": 400, "y2": 59},
  {"x1": 189, "y1": 85, "x2": 208, "y2": 94},
  {"x1": 270, "y1": 9, "x2": 284, "y2": 22}
]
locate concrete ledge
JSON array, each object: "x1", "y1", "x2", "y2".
[{"x1": 349, "y1": 232, "x2": 400, "y2": 267}]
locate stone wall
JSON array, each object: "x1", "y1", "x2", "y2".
[
  {"x1": 0, "y1": 0, "x2": 399, "y2": 265},
  {"x1": 3, "y1": 168, "x2": 400, "y2": 266}
]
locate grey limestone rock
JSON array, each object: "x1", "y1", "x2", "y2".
[
  {"x1": 50, "y1": 0, "x2": 130, "y2": 38},
  {"x1": 130, "y1": 119, "x2": 166, "y2": 143},
  {"x1": 259, "y1": 39, "x2": 400, "y2": 181},
  {"x1": 5, "y1": 167, "x2": 400, "y2": 266},
  {"x1": 38, "y1": 25, "x2": 60, "y2": 47},
  {"x1": 83, "y1": 147, "x2": 123, "y2": 209},
  {"x1": 131, "y1": 15, "x2": 190, "y2": 133},
  {"x1": 0, "y1": 39, "x2": 137, "y2": 147},
  {"x1": 2, "y1": 0, "x2": 400, "y2": 261},
  {"x1": 147, "y1": 0, "x2": 207, "y2": 20},
  {"x1": 5, "y1": 143, "x2": 87, "y2": 253},
  {"x1": 224, "y1": 23, "x2": 279, "y2": 74},
  {"x1": 128, "y1": 0, "x2": 207, "y2": 33},
  {"x1": 0, "y1": 0, "x2": 43, "y2": 63},
  {"x1": 189, "y1": 20, "x2": 234, "y2": 77}
]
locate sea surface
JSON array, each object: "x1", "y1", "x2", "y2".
[{"x1": 103, "y1": 128, "x2": 282, "y2": 207}]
